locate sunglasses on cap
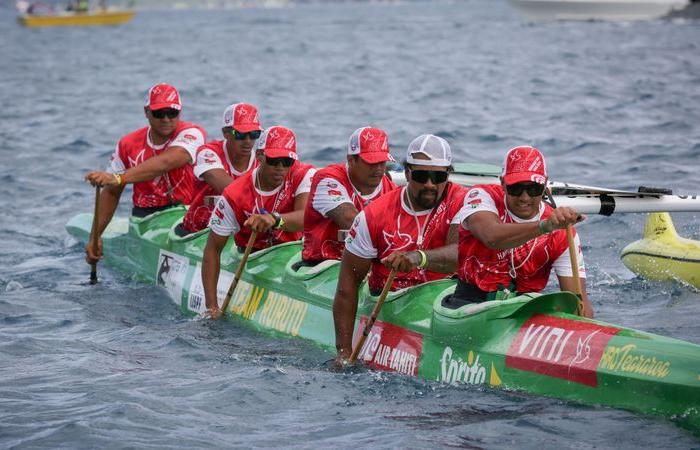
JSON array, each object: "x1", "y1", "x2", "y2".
[
  {"x1": 150, "y1": 108, "x2": 180, "y2": 119},
  {"x1": 409, "y1": 169, "x2": 449, "y2": 184},
  {"x1": 505, "y1": 182, "x2": 546, "y2": 197},
  {"x1": 265, "y1": 157, "x2": 295, "y2": 168},
  {"x1": 231, "y1": 130, "x2": 262, "y2": 140}
]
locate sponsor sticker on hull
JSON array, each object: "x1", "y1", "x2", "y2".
[
  {"x1": 156, "y1": 250, "x2": 190, "y2": 303},
  {"x1": 353, "y1": 319, "x2": 423, "y2": 376},
  {"x1": 505, "y1": 315, "x2": 620, "y2": 387}
]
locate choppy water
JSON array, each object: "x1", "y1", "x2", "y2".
[{"x1": 2, "y1": 1, "x2": 700, "y2": 448}]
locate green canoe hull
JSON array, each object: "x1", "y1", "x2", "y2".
[{"x1": 66, "y1": 206, "x2": 700, "y2": 434}]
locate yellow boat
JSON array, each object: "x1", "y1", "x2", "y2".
[
  {"x1": 17, "y1": 10, "x2": 135, "y2": 28},
  {"x1": 621, "y1": 212, "x2": 700, "y2": 290}
]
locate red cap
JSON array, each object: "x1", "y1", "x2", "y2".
[
  {"x1": 502, "y1": 146, "x2": 548, "y2": 185},
  {"x1": 146, "y1": 83, "x2": 181, "y2": 111},
  {"x1": 222, "y1": 103, "x2": 261, "y2": 132},
  {"x1": 257, "y1": 126, "x2": 298, "y2": 160},
  {"x1": 348, "y1": 127, "x2": 394, "y2": 164}
]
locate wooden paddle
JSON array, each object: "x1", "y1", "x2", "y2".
[
  {"x1": 219, "y1": 230, "x2": 258, "y2": 316},
  {"x1": 89, "y1": 185, "x2": 101, "y2": 284},
  {"x1": 545, "y1": 187, "x2": 584, "y2": 314},
  {"x1": 349, "y1": 269, "x2": 397, "y2": 364}
]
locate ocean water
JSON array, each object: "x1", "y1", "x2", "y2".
[{"x1": 1, "y1": 1, "x2": 700, "y2": 448}]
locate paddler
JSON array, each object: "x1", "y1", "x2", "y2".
[
  {"x1": 202, "y1": 126, "x2": 316, "y2": 319},
  {"x1": 449, "y1": 145, "x2": 594, "y2": 317},
  {"x1": 301, "y1": 126, "x2": 397, "y2": 266},
  {"x1": 84, "y1": 83, "x2": 206, "y2": 265},
  {"x1": 177, "y1": 103, "x2": 262, "y2": 236},
  {"x1": 333, "y1": 134, "x2": 469, "y2": 363}
]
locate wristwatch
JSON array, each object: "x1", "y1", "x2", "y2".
[{"x1": 270, "y1": 212, "x2": 283, "y2": 229}]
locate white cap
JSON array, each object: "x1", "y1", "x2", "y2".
[{"x1": 405, "y1": 134, "x2": 452, "y2": 167}]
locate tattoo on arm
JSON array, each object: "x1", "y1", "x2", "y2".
[{"x1": 326, "y1": 203, "x2": 359, "y2": 230}]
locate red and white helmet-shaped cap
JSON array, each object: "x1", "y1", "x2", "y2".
[
  {"x1": 222, "y1": 103, "x2": 261, "y2": 132},
  {"x1": 257, "y1": 126, "x2": 298, "y2": 160},
  {"x1": 347, "y1": 126, "x2": 395, "y2": 164},
  {"x1": 502, "y1": 146, "x2": 548, "y2": 185},
  {"x1": 145, "y1": 83, "x2": 181, "y2": 111}
]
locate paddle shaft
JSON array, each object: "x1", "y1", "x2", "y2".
[
  {"x1": 89, "y1": 185, "x2": 101, "y2": 284},
  {"x1": 220, "y1": 231, "x2": 258, "y2": 314},
  {"x1": 546, "y1": 188, "x2": 584, "y2": 312},
  {"x1": 349, "y1": 269, "x2": 397, "y2": 364}
]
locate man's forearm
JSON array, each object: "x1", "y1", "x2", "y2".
[
  {"x1": 424, "y1": 244, "x2": 458, "y2": 273},
  {"x1": 333, "y1": 285, "x2": 359, "y2": 357},
  {"x1": 280, "y1": 209, "x2": 305, "y2": 232},
  {"x1": 94, "y1": 186, "x2": 122, "y2": 238},
  {"x1": 202, "y1": 245, "x2": 221, "y2": 310},
  {"x1": 327, "y1": 203, "x2": 359, "y2": 231},
  {"x1": 479, "y1": 222, "x2": 542, "y2": 250}
]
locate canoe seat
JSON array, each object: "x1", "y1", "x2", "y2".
[
  {"x1": 167, "y1": 219, "x2": 209, "y2": 243},
  {"x1": 284, "y1": 252, "x2": 340, "y2": 280}
]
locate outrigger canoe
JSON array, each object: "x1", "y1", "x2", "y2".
[
  {"x1": 66, "y1": 163, "x2": 700, "y2": 434},
  {"x1": 622, "y1": 213, "x2": 700, "y2": 290},
  {"x1": 17, "y1": 10, "x2": 135, "y2": 28}
]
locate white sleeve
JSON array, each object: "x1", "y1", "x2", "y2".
[
  {"x1": 294, "y1": 168, "x2": 316, "y2": 196},
  {"x1": 208, "y1": 197, "x2": 240, "y2": 237},
  {"x1": 345, "y1": 211, "x2": 377, "y2": 259},
  {"x1": 312, "y1": 177, "x2": 353, "y2": 217},
  {"x1": 552, "y1": 233, "x2": 587, "y2": 278},
  {"x1": 169, "y1": 127, "x2": 206, "y2": 163},
  {"x1": 107, "y1": 142, "x2": 126, "y2": 174},
  {"x1": 458, "y1": 188, "x2": 499, "y2": 229},
  {"x1": 193, "y1": 147, "x2": 225, "y2": 180}
]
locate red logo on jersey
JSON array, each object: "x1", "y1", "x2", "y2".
[
  {"x1": 328, "y1": 189, "x2": 342, "y2": 196},
  {"x1": 183, "y1": 134, "x2": 197, "y2": 141},
  {"x1": 204, "y1": 158, "x2": 216, "y2": 164},
  {"x1": 382, "y1": 228, "x2": 413, "y2": 253},
  {"x1": 505, "y1": 315, "x2": 620, "y2": 387}
]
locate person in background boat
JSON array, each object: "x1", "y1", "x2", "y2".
[
  {"x1": 177, "y1": 103, "x2": 261, "y2": 236},
  {"x1": 333, "y1": 134, "x2": 469, "y2": 363},
  {"x1": 301, "y1": 126, "x2": 397, "y2": 265},
  {"x1": 84, "y1": 83, "x2": 206, "y2": 265},
  {"x1": 202, "y1": 126, "x2": 316, "y2": 319},
  {"x1": 67, "y1": 0, "x2": 88, "y2": 12},
  {"x1": 449, "y1": 145, "x2": 593, "y2": 317}
]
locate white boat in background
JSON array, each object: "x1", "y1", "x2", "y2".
[{"x1": 508, "y1": 0, "x2": 689, "y2": 21}]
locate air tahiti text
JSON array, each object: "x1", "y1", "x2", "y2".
[{"x1": 354, "y1": 319, "x2": 423, "y2": 376}]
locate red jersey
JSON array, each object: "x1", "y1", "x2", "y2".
[
  {"x1": 108, "y1": 121, "x2": 206, "y2": 208},
  {"x1": 345, "y1": 183, "x2": 468, "y2": 293},
  {"x1": 209, "y1": 163, "x2": 316, "y2": 250},
  {"x1": 181, "y1": 140, "x2": 257, "y2": 233},
  {"x1": 457, "y1": 184, "x2": 585, "y2": 293},
  {"x1": 302, "y1": 163, "x2": 397, "y2": 262}
]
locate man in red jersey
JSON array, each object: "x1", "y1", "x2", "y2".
[
  {"x1": 301, "y1": 126, "x2": 397, "y2": 265},
  {"x1": 178, "y1": 103, "x2": 262, "y2": 235},
  {"x1": 84, "y1": 83, "x2": 206, "y2": 264},
  {"x1": 451, "y1": 146, "x2": 593, "y2": 317},
  {"x1": 333, "y1": 134, "x2": 469, "y2": 362},
  {"x1": 202, "y1": 126, "x2": 316, "y2": 319}
]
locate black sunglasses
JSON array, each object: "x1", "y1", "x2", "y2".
[
  {"x1": 150, "y1": 108, "x2": 180, "y2": 119},
  {"x1": 232, "y1": 130, "x2": 262, "y2": 140},
  {"x1": 410, "y1": 169, "x2": 449, "y2": 184},
  {"x1": 506, "y1": 183, "x2": 545, "y2": 197},
  {"x1": 265, "y1": 157, "x2": 295, "y2": 168}
]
